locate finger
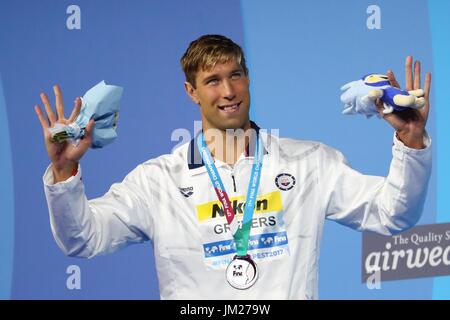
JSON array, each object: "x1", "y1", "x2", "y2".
[
  {"x1": 34, "y1": 105, "x2": 49, "y2": 130},
  {"x1": 53, "y1": 84, "x2": 65, "y2": 120},
  {"x1": 387, "y1": 70, "x2": 401, "y2": 88},
  {"x1": 414, "y1": 60, "x2": 421, "y2": 90},
  {"x1": 405, "y1": 56, "x2": 413, "y2": 91},
  {"x1": 68, "y1": 97, "x2": 82, "y2": 123},
  {"x1": 373, "y1": 98, "x2": 382, "y2": 109},
  {"x1": 79, "y1": 119, "x2": 94, "y2": 149},
  {"x1": 375, "y1": 100, "x2": 386, "y2": 117},
  {"x1": 40, "y1": 92, "x2": 56, "y2": 125},
  {"x1": 84, "y1": 119, "x2": 95, "y2": 138},
  {"x1": 424, "y1": 72, "x2": 431, "y2": 100},
  {"x1": 421, "y1": 72, "x2": 431, "y2": 120}
]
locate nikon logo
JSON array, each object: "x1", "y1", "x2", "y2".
[
  {"x1": 196, "y1": 191, "x2": 283, "y2": 222},
  {"x1": 211, "y1": 199, "x2": 268, "y2": 218}
]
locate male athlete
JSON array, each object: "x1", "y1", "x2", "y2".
[{"x1": 36, "y1": 35, "x2": 432, "y2": 299}]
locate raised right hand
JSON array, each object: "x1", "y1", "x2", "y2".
[{"x1": 35, "y1": 84, "x2": 95, "y2": 182}]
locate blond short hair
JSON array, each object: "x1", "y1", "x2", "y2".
[{"x1": 180, "y1": 34, "x2": 248, "y2": 88}]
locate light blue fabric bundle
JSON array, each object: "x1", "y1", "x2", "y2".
[{"x1": 49, "y1": 80, "x2": 123, "y2": 148}]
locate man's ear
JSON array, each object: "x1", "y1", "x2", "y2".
[{"x1": 184, "y1": 81, "x2": 200, "y2": 105}]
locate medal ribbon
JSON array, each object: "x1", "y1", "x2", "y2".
[{"x1": 197, "y1": 132, "x2": 264, "y2": 256}]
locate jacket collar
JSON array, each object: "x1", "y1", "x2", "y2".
[{"x1": 187, "y1": 121, "x2": 268, "y2": 170}]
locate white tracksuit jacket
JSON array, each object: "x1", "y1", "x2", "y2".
[{"x1": 43, "y1": 125, "x2": 432, "y2": 299}]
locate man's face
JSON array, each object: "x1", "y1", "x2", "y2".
[{"x1": 185, "y1": 59, "x2": 250, "y2": 131}]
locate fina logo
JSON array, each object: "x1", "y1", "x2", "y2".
[
  {"x1": 275, "y1": 173, "x2": 296, "y2": 191},
  {"x1": 205, "y1": 246, "x2": 219, "y2": 254},
  {"x1": 261, "y1": 237, "x2": 274, "y2": 245},
  {"x1": 179, "y1": 186, "x2": 194, "y2": 198},
  {"x1": 233, "y1": 264, "x2": 243, "y2": 277}
]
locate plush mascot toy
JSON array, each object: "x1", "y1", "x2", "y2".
[{"x1": 340, "y1": 74, "x2": 425, "y2": 118}]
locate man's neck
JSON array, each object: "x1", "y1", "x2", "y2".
[{"x1": 203, "y1": 121, "x2": 252, "y2": 165}]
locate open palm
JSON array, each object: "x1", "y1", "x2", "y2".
[
  {"x1": 34, "y1": 85, "x2": 94, "y2": 175},
  {"x1": 377, "y1": 56, "x2": 431, "y2": 149}
]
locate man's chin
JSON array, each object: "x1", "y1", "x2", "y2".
[{"x1": 218, "y1": 119, "x2": 250, "y2": 131}]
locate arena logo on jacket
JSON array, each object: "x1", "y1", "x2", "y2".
[{"x1": 196, "y1": 190, "x2": 289, "y2": 269}]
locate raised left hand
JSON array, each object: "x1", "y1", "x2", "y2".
[{"x1": 377, "y1": 56, "x2": 431, "y2": 149}]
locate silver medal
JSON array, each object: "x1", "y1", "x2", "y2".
[{"x1": 226, "y1": 255, "x2": 258, "y2": 290}]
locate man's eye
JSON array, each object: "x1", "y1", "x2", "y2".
[
  {"x1": 231, "y1": 72, "x2": 242, "y2": 79},
  {"x1": 207, "y1": 79, "x2": 218, "y2": 85}
]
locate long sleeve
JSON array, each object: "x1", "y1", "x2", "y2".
[
  {"x1": 43, "y1": 163, "x2": 154, "y2": 258},
  {"x1": 323, "y1": 132, "x2": 432, "y2": 235}
]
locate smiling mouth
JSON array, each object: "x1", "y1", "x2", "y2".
[{"x1": 218, "y1": 101, "x2": 242, "y2": 113}]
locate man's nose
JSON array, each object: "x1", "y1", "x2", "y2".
[{"x1": 222, "y1": 80, "x2": 236, "y2": 101}]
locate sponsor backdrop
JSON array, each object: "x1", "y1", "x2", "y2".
[{"x1": 0, "y1": 0, "x2": 448, "y2": 299}]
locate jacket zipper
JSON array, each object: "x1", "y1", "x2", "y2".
[{"x1": 231, "y1": 173, "x2": 237, "y2": 192}]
